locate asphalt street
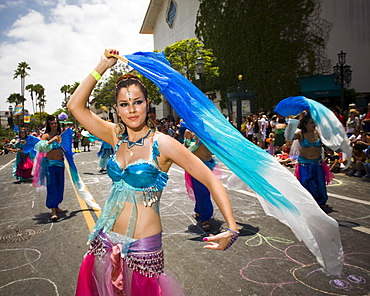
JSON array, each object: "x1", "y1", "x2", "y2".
[{"x1": 0, "y1": 143, "x2": 369, "y2": 296}]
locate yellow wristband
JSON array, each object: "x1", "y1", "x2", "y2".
[{"x1": 90, "y1": 69, "x2": 101, "y2": 81}]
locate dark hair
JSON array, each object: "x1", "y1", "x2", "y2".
[
  {"x1": 298, "y1": 112, "x2": 312, "y2": 133},
  {"x1": 115, "y1": 74, "x2": 148, "y2": 101},
  {"x1": 19, "y1": 128, "x2": 28, "y2": 139},
  {"x1": 354, "y1": 143, "x2": 368, "y2": 152},
  {"x1": 45, "y1": 115, "x2": 61, "y2": 134}
]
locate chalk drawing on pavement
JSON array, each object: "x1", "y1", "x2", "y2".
[{"x1": 240, "y1": 244, "x2": 370, "y2": 296}]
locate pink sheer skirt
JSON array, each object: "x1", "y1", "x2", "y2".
[{"x1": 75, "y1": 231, "x2": 184, "y2": 296}]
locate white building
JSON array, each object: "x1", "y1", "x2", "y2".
[
  {"x1": 0, "y1": 110, "x2": 12, "y2": 129},
  {"x1": 140, "y1": 0, "x2": 369, "y2": 117}
]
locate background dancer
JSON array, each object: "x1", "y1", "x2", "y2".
[
  {"x1": 13, "y1": 128, "x2": 39, "y2": 182},
  {"x1": 97, "y1": 140, "x2": 114, "y2": 173},
  {"x1": 67, "y1": 49, "x2": 239, "y2": 296},
  {"x1": 184, "y1": 128, "x2": 219, "y2": 232},
  {"x1": 34, "y1": 115, "x2": 65, "y2": 221},
  {"x1": 288, "y1": 112, "x2": 334, "y2": 211}
]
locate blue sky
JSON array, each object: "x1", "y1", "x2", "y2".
[{"x1": 0, "y1": 0, "x2": 153, "y2": 114}]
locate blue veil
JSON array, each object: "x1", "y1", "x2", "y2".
[{"x1": 122, "y1": 51, "x2": 343, "y2": 275}]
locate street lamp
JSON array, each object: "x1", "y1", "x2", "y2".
[
  {"x1": 8, "y1": 105, "x2": 14, "y2": 130},
  {"x1": 334, "y1": 50, "x2": 352, "y2": 109},
  {"x1": 195, "y1": 57, "x2": 205, "y2": 91}
]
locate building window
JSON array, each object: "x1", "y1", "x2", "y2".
[{"x1": 166, "y1": 0, "x2": 177, "y2": 28}]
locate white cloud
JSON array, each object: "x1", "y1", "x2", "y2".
[{"x1": 0, "y1": 0, "x2": 152, "y2": 115}]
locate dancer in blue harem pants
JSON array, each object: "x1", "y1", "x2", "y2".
[
  {"x1": 191, "y1": 159, "x2": 216, "y2": 223},
  {"x1": 296, "y1": 156, "x2": 328, "y2": 206},
  {"x1": 45, "y1": 159, "x2": 65, "y2": 209},
  {"x1": 183, "y1": 126, "x2": 218, "y2": 231}
]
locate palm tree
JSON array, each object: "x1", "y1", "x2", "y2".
[
  {"x1": 60, "y1": 84, "x2": 71, "y2": 108},
  {"x1": 25, "y1": 84, "x2": 36, "y2": 114},
  {"x1": 60, "y1": 84, "x2": 71, "y2": 100},
  {"x1": 6, "y1": 93, "x2": 23, "y2": 105},
  {"x1": 34, "y1": 84, "x2": 45, "y2": 116},
  {"x1": 61, "y1": 82, "x2": 80, "y2": 108},
  {"x1": 13, "y1": 62, "x2": 31, "y2": 118},
  {"x1": 37, "y1": 95, "x2": 47, "y2": 114}
]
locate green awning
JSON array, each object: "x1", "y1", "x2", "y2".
[{"x1": 299, "y1": 74, "x2": 341, "y2": 98}]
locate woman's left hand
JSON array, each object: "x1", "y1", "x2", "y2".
[{"x1": 203, "y1": 230, "x2": 237, "y2": 250}]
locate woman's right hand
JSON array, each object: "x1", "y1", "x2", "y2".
[{"x1": 100, "y1": 49, "x2": 119, "y2": 70}]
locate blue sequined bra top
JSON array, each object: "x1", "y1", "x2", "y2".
[
  {"x1": 89, "y1": 135, "x2": 169, "y2": 242},
  {"x1": 300, "y1": 135, "x2": 322, "y2": 148},
  {"x1": 106, "y1": 138, "x2": 168, "y2": 190}
]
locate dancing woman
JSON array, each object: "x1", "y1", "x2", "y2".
[
  {"x1": 13, "y1": 128, "x2": 39, "y2": 182},
  {"x1": 67, "y1": 49, "x2": 239, "y2": 295},
  {"x1": 289, "y1": 112, "x2": 334, "y2": 209},
  {"x1": 34, "y1": 115, "x2": 65, "y2": 221}
]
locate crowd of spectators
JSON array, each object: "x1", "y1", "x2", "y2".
[{"x1": 239, "y1": 102, "x2": 370, "y2": 178}]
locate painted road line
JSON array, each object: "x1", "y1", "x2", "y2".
[
  {"x1": 65, "y1": 162, "x2": 101, "y2": 231},
  {"x1": 0, "y1": 158, "x2": 15, "y2": 171},
  {"x1": 328, "y1": 193, "x2": 370, "y2": 206},
  {"x1": 352, "y1": 226, "x2": 370, "y2": 235}
]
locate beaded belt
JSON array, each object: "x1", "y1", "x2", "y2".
[
  {"x1": 124, "y1": 249, "x2": 164, "y2": 278},
  {"x1": 86, "y1": 235, "x2": 164, "y2": 278}
]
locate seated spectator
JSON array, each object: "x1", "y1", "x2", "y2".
[
  {"x1": 324, "y1": 148, "x2": 341, "y2": 173},
  {"x1": 346, "y1": 109, "x2": 360, "y2": 137},
  {"x1": 266, "y1": 132, "x2": 275, "y2": 155},
  {"x1": 348, "y1": 129, "x2": 362, "y2": 146},
  {"x1": 357, "y1": 130, "x2": 370, "y2": 147},
  {"x1": 346, "y1": 143, "x2": 367, "y2": 177},
  {"x1": 276, "y1": 141, "x2": 297, "y2": 167}
]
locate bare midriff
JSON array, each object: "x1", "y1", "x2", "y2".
[{"x1": 112, "y1": 202, "x2": 162, "y2": 239}]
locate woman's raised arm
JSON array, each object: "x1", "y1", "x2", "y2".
[{"x1": 67, "y1": 50, "x2": 119, "y2": 145}]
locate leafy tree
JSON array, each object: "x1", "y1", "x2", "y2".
[
  {"x1": 195, "y1": 0, "x2": 331, "y2": 111},
  {"x1": 30, "y1": 111, "x2": 49, "y2": 129},
  {"x1": 163, "y1": 38, "x2": 219, "y2": 92}
]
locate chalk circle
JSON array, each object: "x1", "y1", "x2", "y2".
[
  {"x1": 0, "y1": 226, "x2": 44, "y2": 243},
  {"x1": 0, "y1": 248, "x2": 41, "y2": 272},
  {"x1": 291, "y1": 262, "x2": 370, "y2": 296},
  {"x1": 0, "y1": 277, "x2": 59, "y2": 295}
]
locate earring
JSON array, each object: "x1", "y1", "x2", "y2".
[
  {"x1": 114, "y1": 123, "x2": 126, "y2": 138},
  {"x1": 147, "y1": 118, "x2": 156, "y2": 131}
]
